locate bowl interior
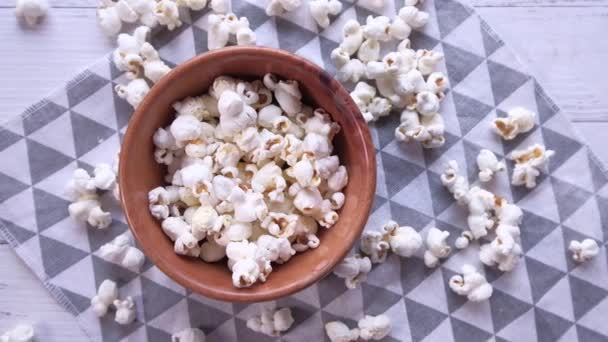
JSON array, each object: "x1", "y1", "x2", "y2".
[{"x1": 120, "y1": 47, "x2": 376, "y2": 302}]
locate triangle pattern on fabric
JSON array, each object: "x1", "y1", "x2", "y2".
[
  {"x1": 525, "y1": 257, "x2": 566, "y2": 303},
  {"x1": 450, "y1": 316, "x2": 492, "y2": 342},
  {"x1": 70, "y1": 111, "x2": 116, "y2": 158},
  {"x1": 480, "y1": 19, "x2": 503, "y2": 57},
  {"x1": 520, "y1": 209, "x2": 559, "y2": 252},
  {"x1": 451, "y1": 91, "x2": 494, "y2": 136},
  {"x1": 434, "y1": 0, "x2": 472, "y2": 38},
  {"x1": 389, "y1": 201, "x2": 434, "y2": 231},
  {"x1": 0, "y1": 126, "x2": 22, "y2": 153},
  {"x1": 361, "y1": 282, "x2": 402, "y2": 316},
  {"x1": 0, "y1": 172, "x2": 28, "y2": 204},
  {"x1": 187, "y1": 297, "x2": 233, "y2": 335},
  {"x1": 404, "y1": 298, "x2": 448, "y2": 342},
  {"x1": 26, "y1": 138, "x2": 74, "y2": 185},
  {"x1": 0, "y1": 218, "x2": 35, "y2": 244},
  {"x1": 442, "y1": 42, "x2": 485, "y2": 87},
  {"x1": 489, "y1": 289, "x2": 533, "y2": 333},
  {"x1": 550, "y1": 176, "x2": 592, "y2": 223},
  {"x1": 275, "y1": 17, "x2": 319, "y2": 53},
  {"x1": 141, "y1": 276, "x2": 185, "y2": 322},
  {"x1": 39, "y1": 234, "x2": 88, "y2": 278},
  {"x1": 66, "y1": 72, "x2": 111, "y2": 108},
  {"x1": 487, "y1": 60, "x2": 530, "y2": 107},
  {"x1": 381, "y1": 151, "x2": 426, "y2": 198},
  {"x1": 568, "y1": 275, "x2": 608, "y2": 321},
  {"x1": 32, "y1": 188, "x2": 71, "y2": 233},
  {"x1": 541, "y1": 127, "x2": 583, "y2": 174},
  {"x1": 534, "y1": 307, "x2": 573, "y2": 342},
  {"x1": 22, "y1": 100, "x2": 69, "y2": 136}
]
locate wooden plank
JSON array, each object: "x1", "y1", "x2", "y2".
[
  {"x1": 0, "y1": 8, "x2": 113, "y2": 120},
  {"x1": 0, "y1": 246, "x2": 89, "y2": 341},
  {"x1": 477, "y1": 6, "x2": 608, "y2": 122},
  {"x1": 471, "y1": 0, "x2": 608, "y2": 7},
  {"x1": 3, "y1": 0, "x2": 608, "y2": 9}
]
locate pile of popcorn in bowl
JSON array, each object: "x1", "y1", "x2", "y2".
[{"x1": 147, "y1": 74, "x2": 349, "y2": 288}]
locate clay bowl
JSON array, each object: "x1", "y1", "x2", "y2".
[{"x1": 119, "y1": 46, "x2": 376, "y2": 302}]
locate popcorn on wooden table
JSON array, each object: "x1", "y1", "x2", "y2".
[{"x1": 15, "y1": 0, "x2": 48, "y2": 26}]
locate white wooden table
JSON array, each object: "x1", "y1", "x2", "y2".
[{"x1": 0, "y1": 0, "x2": 607, "y2": 340}]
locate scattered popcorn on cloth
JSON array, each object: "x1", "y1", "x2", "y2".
[{"x1": 0, "y1": 0, "x2": 606, "y2": 340}]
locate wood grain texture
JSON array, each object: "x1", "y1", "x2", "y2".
[
  {"x1": 0, "y1": 246, "x2": 89, "y2": 341},
  {"x1": 0, "y1": 8, "x2": 114, "y2": 118},
  {"x1": 1, "y1": 1, "x2": 608, "y2": 340}
]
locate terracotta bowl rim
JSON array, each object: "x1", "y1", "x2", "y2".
[{"x1": 119, "y1": 46, "x2": 377, "y2": 302}]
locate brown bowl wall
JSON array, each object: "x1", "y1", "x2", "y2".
[{"x1": 120, "y1": 46, "x2": 376, "y2": 302}]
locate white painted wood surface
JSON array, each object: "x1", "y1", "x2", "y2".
[{"x1": 0, "y1": 0, "x2": 607, "y2": 340}]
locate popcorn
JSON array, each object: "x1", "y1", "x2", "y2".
[
  {"x1": 333, "y1": 254, "x2": 372, "y2": 289},
  {"x1": 415, "y1": 91, "x2": 440, "y2": 116},
  {"x1": 362, "y1": 16, "x2": 392, "y2": 42},
  {"x1": 440, "y1": 160, "x2": 469, "y2": 204},
  {"x1": 154, "y1": 0, "x2": 182, "y2": 30},
  {"x1": 97, "y1": 0, "x2": 138, "y2": 36},
  {"x1": 358, "y1": 39, "x2": 381, "y2": 63},
  {"x1": 218, "y1": 90, "x2": 257, "y2": 136},
  {"x1": 231, "y1": 190, "x2": 268, "y2": 222},
  {"x1": 358, "y1": 314, "x2": 392, "y2": 340},
  {"x1": 208, "y1": 13, "x2": 256, "y2": 50},
  {"x1": 148, "y1": 75, "x2": 346, "y2": 288},
  {"x1": 140, "y1": 42, "x2": 171, "y2": 83},
  {"x1": 360, "y1": 230, "x2": 390, "y2": 263},
  {"x1": 332, "y1": 5, "x2": 446, "y2": 149},
  {"x1": 16, "y1": 0, "x2": 48, "y2": 26},
  {"x1": 350, "y1": 82, "x2": 392, "y2": 123},
  {"x1": 171, "y1": 328, "x2": 206, "y2": 342},
  {"x1": 569, "y1": 239, "x2": 599, "y2": 263},
  {"x1": 510, "y1": 144, "x2": 554, "y2": 188},
  {"x1": 65, "y1": 167, "x2": 115, "y2": 230},
  {"x1": 128, "y1": 0, "x2": 158, "y2": 27},
  {"x1": 200, "y1": 239, "x2": 227, "y2": 262},
  {"x1": 269, "y1": 78, "x2": 303, "y2": 116},
  {"x1": 0, "y1": 324, "x2": 34, "y2": 342},
  {"x1": 493, "y1": 107, "x2": 536, "y2": 140},
  {"x1": 339, "y1": 20, "x2": 364, "y2": 56},
  {"x1": 176, "y1": 0, "x2": 207, "y2": 11},
  {"x1": 479, "y1": 223, "x2": 522, "y2": 272},
  {"x1": 398, "y1": 6, "x2": 429, "y2": 29},
  {"x1": 112, "y1": 26, "x2": 150, "y2": 79},
  {"x1": 93, "y1": 163, "x2": 116, "y2": 190},
  {"x1": 113, "y1": 296, "x2": 136, "y2": 325},
  {"x1": 98, "y1": 233, "x2": 146, "y2": 272},
  {"x1": 309, "y1": 0, "x2": 342, "y2": 28},
  {"x1": 223, "y1": 221, "x2": 253, "y2": 241},
  {"x1": 423, "y1": 227, "x2": 451, "y2": 268},
  {"x1": 449, "y1": 264, "x2": 493, "y2": 302},
  {"x1": 383, "y1": 221, "x2": 422, "y2": 258},
  {"x1": 115, "y1": 78, "x2": 150, "y2": 109},
  {"x1": 415, "y1": 49, "x2": 443, "y2": 75},
  {"x1": 331, "y1": 48, "x2": 367, "y2": 84},
  {"x1": 210, "y1": 0, "x2": 229, "y2": 13},
  {"x1": 246, "y1": 308, "x2": 294, "y2": 336},
  {"x1": 266, "y1": 0, "x2": 301, "y2": 16},
  {"x1": 477, "y1": 149, "x2": 505, "y2": 182},
  {"x1": 466, "y1": 186, "x2": 497, "y2": 239},
  {"x1": 325, "y1": 321, "x2": 360, "y2": 342},
  {"x1": 91, "y1": 279, "x2": 118, "y2": 317},
  {"x1": 454, "y1": 230, "x2": 473, "y2": 249}
]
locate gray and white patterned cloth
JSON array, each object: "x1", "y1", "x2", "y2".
[{"x1": 1, "y1": 0, "x2": 607, "y2": 341}]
